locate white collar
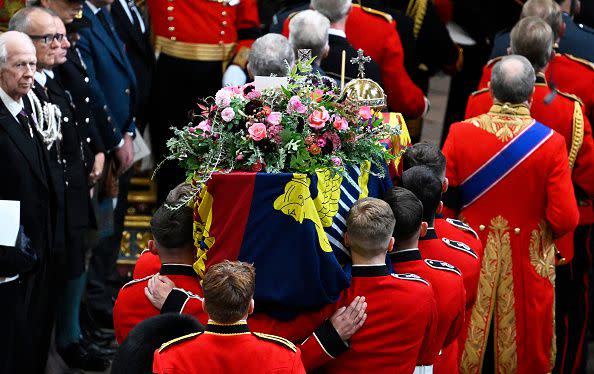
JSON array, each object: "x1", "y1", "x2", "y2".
[
  {"x1": 45, "y1": 69, "x2": 54, "y2": 79},
  {"x1": 34, "y1": 71, "x2": 47, "y2": 87},
  {"x1": 397, "y1": 248, "x2": 420, "y2": 253},
  {"x1": 328, "y1": 28, "x2": 347, "y2": 38},
  {"x1": 86, "y1": 1, "x2": 102, "y2": 15},
  {"x1": 0, "y1": 86, "x2": 25, "y2": 120},
  {"x1": 352, "y1": 263, "x2": 387, "y2": 267}
]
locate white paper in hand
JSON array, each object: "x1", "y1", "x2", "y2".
[{"x1": 0, "y1": 200, "x2": 20, "y2": 246}]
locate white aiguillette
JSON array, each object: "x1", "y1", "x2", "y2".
[{"x1": 0, "y1": 200, "x2": 20, "y2": 246}]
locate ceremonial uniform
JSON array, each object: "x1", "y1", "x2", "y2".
[
  {"x1": 153, "y1": 321, "x2": 306, "y2": 373},
  {"x1": 132, "y1": 249, "x2": 161, "y2": 279},
  {"x1": 147, "y1": 0, "x2": 260, "y2": 203},
  {"x1": 477, "y1": 54, "x2": 594, "y2": 122},
  {"x1": 249, "y1": 264, "x2": 438, "y2": 373},
  {"x1": 442, "y1": 103, "x2": 579, "y2": 373},
  {"x1": 113, "y1": 264, "x2": 207, "y2": 343},
  {"x1": 390, "y1": 249, "x2": 466, "y2": 371}
]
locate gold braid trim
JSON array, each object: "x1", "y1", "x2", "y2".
[
  {"x1": 466, "y1": 104, "x2": 533, "y2": 142},
  {"x1": 405, "y1": 0, "x2": 427, "y2": 39},
  {"x1": 494, "y1": 218, "x2": 517, "y2": 373},
  {"x1": 460, "y1": 216, "x2": 506, "y2": 373},
  {"x1": 568, "y1": 100, "x2": 584, "y2": 169},
  {"x1": 528, "y1": 221, "x2": 557, "y2": 369}
]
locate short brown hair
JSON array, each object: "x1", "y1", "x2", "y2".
[
  {"x1": 203, "y1": 261, "x2": 256, "y2": 323},
  {"x1": 346, "y1": 197, "x2": 395, "y2": 258}
]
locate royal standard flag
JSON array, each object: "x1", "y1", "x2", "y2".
[{"x1": 192, "y1": 163, "x2": 392, "y2": 319}]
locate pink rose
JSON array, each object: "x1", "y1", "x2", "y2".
[
  {"x1": 308, "y1": 108, "x2": 330, "y2": 130},
  {"x1": 248, "y1": 122, "x2": 267, "y2": 141},
  {"x1": 215, "y1": 89, "x2": 232, "y2": 108},
  {"x1": 287, "y1": 95, "x2": 307, "y2": 114},
  {"x1": 196, "y1": 120, "x2": 211, "y2": 133},
  {"x1": 358, "y1": 106, "x2": 373, "y2": 120},
  {"x1": 331, "y1": 157, "x2": 342, "y2": 166},
  {"x1": 221, "y1": 107, "x2": 235, "y2": 122},
  {"x1": 266, "y1": 112, "x2": 282, "y2": 126},
  {"x1": 317, "y1": 138, "x2": 326, "y2": 147},
  {"x1": 332, "y1": 116, "x2": 349, "y2": 131},
  {"x1": 224, "y1": 86, "x2": 242, "y2": 95}
]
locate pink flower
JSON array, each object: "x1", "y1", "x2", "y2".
[
  {"x1": 236, "y1": 153, "x2": 245, "y2": 161},
  {"x1": 224, "y1": 86, "x2": 242, "y2": 95},
  {"x1": 266, "y1": 111, "x2": 282, "y2": 126},
  {"x1": 246, "y1": 89, "x2": 262, "y2": 100},
  {"x1": 215, "y1": 89, "x2": 232, "y2": 108},
  {"x1": 267, "y1": 124, "x2": 283, "y2": 143},
  {"x1": 317, "y1": 138, "x2": 327, "y2": 147},
  {"x1": 308, "y1": 108, "x2": 330, "y2": 130},
  {"x1": 331, "y1": 157, "x2": 342, "y2": 166},
  {"x1": 332, "y1": 116, "x2": 349, "y2": 131},
  {"x1": 188, "y1": 127, "x2": 196, "y2": 133},
  {"x1": 248, "y1": 122, "x2": 267, "y2": 141},
  {"x1": 196, "y1": 120, "x2": 211, "y2": 133},
  {"x1": 221, "y1": 107, "x2": 235, "y2": 122},
  {"x1": 358, "y1": 106, "x2": 373, "y2": 120},
  {"x1": 287, "y1": 95, "x2": 307, "y2": 114}
]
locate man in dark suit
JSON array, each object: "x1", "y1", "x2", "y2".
[
  {"x1": 0, "y1": 30, "x2": 56, "y2": 374},
  {"x1": 111, "y1": 0, "x2": 153, "y2": 134},
  {"x1": 309, "y1": 3, "x2": 382, "y2": 85},
  {"x1": 77, "y1": 0, "x2": 137, "y2": 329}
]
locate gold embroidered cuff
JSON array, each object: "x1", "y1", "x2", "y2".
[{"x1": 155, "y1": 36, "x2": 236, "y2": 62}]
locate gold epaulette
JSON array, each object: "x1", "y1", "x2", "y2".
[
  {"x1": 158, "y1": 332, "x2": 203, "y2": 353},
  {"x1": 405, "y1": 0, "x2": 427, "y2": 38},
  {"x1": 471, "y1": 87, "x2": 489, "y2": 96},
  {"x1": 486, "y1": 56, "x2": 503, "y2": 67},
  {"x1": 252, "y1": 332, "x2": 297, "y2": 352},
  {"x1": 568, "y1": 100, "x2": 584, "y2": 169},
  {"x1": 556, "y1": 89, "x2": 584, "y2": 106},
  {"x1": 352, "y1": 4, "x2": 393, "y2": 23},
  {"x1": 563, "y1": 53, "x2": 594, "y2": 70}
]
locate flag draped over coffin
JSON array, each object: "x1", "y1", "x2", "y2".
[{"x1": 192, "y1": 163, "x2": 392, "y2": 319}]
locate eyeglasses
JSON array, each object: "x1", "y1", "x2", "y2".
[{"x1": 28, "y1": 33, "x2": 65, "y2": 44}]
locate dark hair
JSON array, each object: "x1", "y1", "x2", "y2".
[
  {"x1": 402, "y1": 142, "x2": 446, "y2": 179},
  {"x1": 111, "y1": 314, "x2": 204, "y2": 374},
  {"x1": 401, "y1": 166, "x2": 442, "y2": 223},
  {"x1": 203, "y1": 260, "x2": 256, "y2": 323},
  {"x1": 150, "y1": 204, "x2": 194, "y2": 252},
  {"x1": 384, "y1": 187, "x2": 423, "y2": 243}
]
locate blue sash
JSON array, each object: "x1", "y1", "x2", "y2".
[{"x1": 460, "y1": 121, "x2": 553, "y2": 208}]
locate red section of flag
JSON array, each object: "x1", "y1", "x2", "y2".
[{"x1": 204, "y1": 172, "x2": 257, "y2": 271}]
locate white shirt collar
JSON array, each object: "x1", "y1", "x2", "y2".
[
  {"x1": 0, "y1": 86, "x2": 25, "y2": 121},
  {"x1": 397, "y1": 248, "x2": 420, "y2": 253},
  {"x1": 352, "y1": 263, "x2": 387, "y2": 267},
  {"x1": 328, "y1": 28, "x2": 347, "y2": 38},
  {"x1": 86, "y1": 1, "x2": 101, "y2": 15},
  {"x1": 34, "y1": 71, "x2": 47, "y2": 87},
  {"x1": 44, "y1": 69, "x2": 54, "y2": 79}
]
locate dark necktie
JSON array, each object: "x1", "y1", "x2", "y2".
[
  {"x1": 127, "y1": 1, "x2": 144, "y2": 35},
  {"x1": 17, "y1": 109, "x2": 33, "y2": 138}
]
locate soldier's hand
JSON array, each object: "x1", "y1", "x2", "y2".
[
  {"x1": 144, "y1": 275, "x2": 176, "y2": 310},
  {"x1": 329, "y1": 296, "x2": 367, "y2": 341}
]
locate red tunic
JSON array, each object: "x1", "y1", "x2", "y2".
[
  {"x1": 466, "y1": 78, "x2": 594, "y2": 227},
  {"x1": 249, "y1": 265, "x2": 438, "y2": 374},
  {"x1": 132, "y1": 249, "x2": 161, "y2": 279},
  {"x1": 431, "y1": 218, "x2": 483, "y2": 369},
  {"x1": 283, "y1": 5, "x2": 425, "y2": 118},
  {"x1": 113, "y1": 264, "x2": 208, "y2": 344},
  {"x1": 153, "y1": 321, "x2": 306, "y2": 374},
  {"x1": 390, "y1": 249, "x2": 466, "y2": 371},
  {"x1": 147, "y1": 0, "x2": 260, "y2": 64},
  {"x1": 443, "y1": 104, "x2": 579, "y2": 373},
  {"x1": 477, "y1": 54, "x2": 594, "y2": 121}
]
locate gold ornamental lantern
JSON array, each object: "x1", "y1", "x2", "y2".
[{"x1": 342, "y1": 49, "x2": 386, "y2": 112}]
